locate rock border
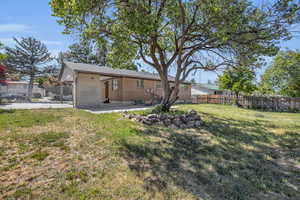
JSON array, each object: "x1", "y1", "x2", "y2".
[{"x1": 123, "y1": 109, "x2": 204, "y2": 129}]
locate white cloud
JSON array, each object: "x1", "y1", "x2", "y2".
[
  {"x1": 0, "y1": 24, "x2": 30, "y2": 33},
  {"x1": 42, "y1": 41, "x2": 62, "y2": 46}
]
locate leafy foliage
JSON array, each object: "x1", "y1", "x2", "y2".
[
  {"x1": 259, "y1": 50, "x2": 300, "y2": 97},
  {"x1": 50, "y1": 0, "x2": 299, "y2": 111},
  {"x1": 219, "y1": 66, "x2": 257, "y2": 96},
  {"x1": 4, "y1": 37, "x2": 53, "y2": 100},
  {"x1": 0, "y1": 42, "x2": 7, "y2": 60},
  {"x1": 59, "y1": 40, "x2": 107, "y2": 66}
]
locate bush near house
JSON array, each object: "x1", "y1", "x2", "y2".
[{"x1": 0, "y1": 105, "x2": 299, "y2": 200}]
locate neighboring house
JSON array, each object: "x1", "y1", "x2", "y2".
[
  {"x1": 192, "y1": 84, "x2": 223, "y2": 96},
  {"x1": 59, "y1": 61, "x2": 192, "y2": 108},
  {"x1": 0, "y1": 81, "x2": 45, "y2": 97}
]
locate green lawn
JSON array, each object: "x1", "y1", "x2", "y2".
[{"x1": 0, "y1": 105, "x2": 299, "y2": 200}]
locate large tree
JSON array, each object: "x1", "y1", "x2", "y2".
[
  {"x1": 50, "y1": 0, "x2": 299, "y2": 111},
  {"x1": 219, "y1": 65, "x2": 256, "y2": 105},
  {"x1": 59, "y1": 40, "x2": 107, "y2": 65},
  {"x1": 259, "y1": 50, "x2": 300, "y2": 97},
  {"x1": 4, "y1": 37, "x2": 53, "y2": 101}
]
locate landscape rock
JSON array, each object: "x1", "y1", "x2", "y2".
[
  {"x1": 122, "y1": 110, "x2": 204, "y2": 129},
  {"x1": 168, "y1": 124, "x2": 178, "y2": 129},
  {"x1": 194, "y1": 120, "x2": 203, "y2": 128},
  {"x1": 172, "y1": 118, "x2": 182, "y2": 127},
  {"x1": 163, "y1": 119, "x2": 172, "y2": 126}
]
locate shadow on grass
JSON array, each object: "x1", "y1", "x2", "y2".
[
  {"x1": 0, "y1": 109, "x2": 15, "y2": 114},
  {"x1": 119, "y1": 112, "x2": 300, "y2": 200}
]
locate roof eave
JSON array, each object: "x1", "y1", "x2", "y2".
[{"x1": 75, "y1": 70, "x2": 190, "y2": 84}]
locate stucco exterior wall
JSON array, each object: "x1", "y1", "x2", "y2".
[
  {"x1": 121, "y1": 78, "x2": 191, "y2": 102},
  {"x1": 76, "y1": 73, "x2": 105, "y2": 107},
  {"x1": 122, "y1": 78, "x2": 155, "y2": 101}
]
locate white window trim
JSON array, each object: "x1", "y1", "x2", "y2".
[
  {"x1": 112, "y1": 79, "x2": 118, "y2": 90},
  {"x1": 137, "y1": 79, "x2": 144, "y2": 88}
]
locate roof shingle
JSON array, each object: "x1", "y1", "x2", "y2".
[{"x1": 63, "y1": 61, "x2": 189, "y2": 83}]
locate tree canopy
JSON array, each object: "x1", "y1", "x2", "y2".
[
  {"x1": 50, "y1": 0, "x2": 299, "y2": 111},
  {"x1": 259, "y1": 50, "x2": 300, "y2": 97},
  {"x1": 219, "y1": 65, "x2": 256, "y2": 96},
  {"x1": 4, "y1": 37, "x2": 53, "y2": 100}
]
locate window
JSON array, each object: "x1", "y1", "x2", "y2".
[
  {"x1": 112, "y1": 79, "x2": 118, "y2": 90},
  {"x1": 156, "y1": 81, "x2": 162, "y2": 89},
  {"x1": 136, "y1": 80, "x2": 144, "y2": 88},
  {"x1": 146, "y1": 88, "x2": 154, "y2": 93}
]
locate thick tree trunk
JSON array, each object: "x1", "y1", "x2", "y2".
[
  {"x1": 27, "y1": 74, "x2": 34, "y2": 102},
  {"x1": 160, "y1": 77, "x2": 180, "y2": 112}
]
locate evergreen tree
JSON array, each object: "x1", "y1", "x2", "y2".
[{"x1": 4, "y1": 37, "x2": 53, "y2": 101}]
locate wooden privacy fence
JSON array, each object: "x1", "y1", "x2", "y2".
[{"x1": 192, "y1": 95, "x2": 300, "y2": 112}]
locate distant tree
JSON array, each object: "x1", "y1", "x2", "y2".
[
  {"x1": 35, "y1": 64, "x2": 60, "y2": 88},
  {"x1": 219, "y1": 65, "x2": 256, "y2": 105},
  {"x1": 59, "y1": 40, "x2": 106, "y2": 65},
  {"x1": 190, "y1": 78, "x2": 196, "y2": 84},
  {"x1": 4, "y1": 37, "x2": 53, "y2": 101},
  {"x1": 259, "y1": 50, "x2": 300, "y2": 97}
]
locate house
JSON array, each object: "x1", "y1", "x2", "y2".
[
  {"x1": 59, "y1": 61, "x2": 192, "y2": 108},
  {"x1": 0, "y1": 81, "x2": 45, "y2": 97},
  {"x1": 191, "y1": 83, "x2": 223, "y2": 96}
]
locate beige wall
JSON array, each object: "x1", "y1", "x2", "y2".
[
  {"x1": 76, "y1": 73, "x2": 105, "y2": 107},
  {"x1": 122, "y1": 77, "x2": 155, "y2": 101},
  {"x1": 118, "y1": 77, "x2": 191, "y2": 102}
]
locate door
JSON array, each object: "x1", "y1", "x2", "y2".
[{"x1": 105, "y1": 81, "x2": 109, "y2": 98}]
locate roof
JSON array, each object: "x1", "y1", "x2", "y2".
[
  {"x1": 60, "y1": 61, "x2": 190, "y2": 83},
  {"x1": 192, "y1": 83, "x2": 221, "y2": 91}
]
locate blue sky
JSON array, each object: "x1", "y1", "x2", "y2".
[{"x1": 0, "y1": 0, "x2": 299, "y2": 83}]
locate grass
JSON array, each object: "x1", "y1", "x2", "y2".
[
  {"x1": 0, "y1": 109, "x2": 61, "y2": 129},
  {"x1": 0, "y1": 105, "x2": 299, "y2": 200},
  {"x1": 31, "y1": 151, "x2": 49, "y2": 161}
]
